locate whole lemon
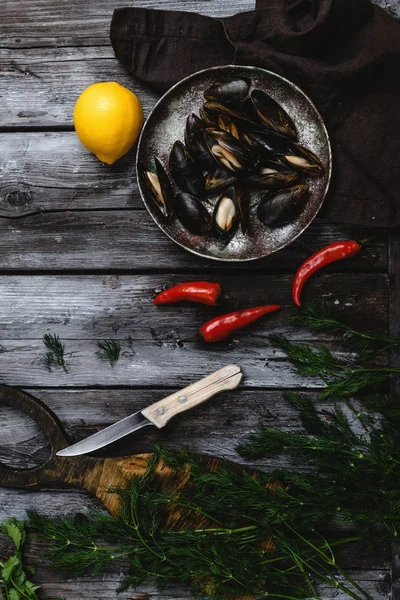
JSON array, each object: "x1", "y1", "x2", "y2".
[{"x1": 73, "y1": 82, "x2": 144, "y2": 165}]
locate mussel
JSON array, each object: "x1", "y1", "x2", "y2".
[
  {"x1": 139, "y1": 157, "x2": 175, "y2": 220},
  {"x1": 184, "y1": 114, "x2": 214, "y2": 167},
  {"x1": 204, "y1": 79, "x2": 250, "y2": 103},
  {"x1": 244, "y1": 90, "x2": 297, "y2": 139},
  {"x1": 205, "y1": 167, "x2": 237, "y2": 193},
  {"x1": 212, "y1": 186, "x2": 240, "y2": 241},
  {"x1": 204, "y1": 129, "x2": 251, "y2": 173},
  {"x1": 175, "y1": 192, "x2": 212, "y2": 235},
  {"x1": 257, "y1": 183, "x2": 309, "y2": 226},
  {"x1": 169, "y1": 140, "x2": 206, "y2": 197},
  {"x1": 244, "y1": 130, "x2": 324, "y2": 174},
  {"x1": 245, "y1": 160, "x2": 299, "y2": 191},
  {"x1": 203, "y1": 101, "x2": 252, "y2": 125},
  {"x1": 283, "y1": 143, "x2": 324, "y2": 175},
  {"x1": 217, "y1": 114, "x2": 240, "y2": 139},
  {"x1": 199, "y1": 107, "x2": 217, "y2": 128}
]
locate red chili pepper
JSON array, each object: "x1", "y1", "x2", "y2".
[
  {"x1": 199, "y1": 304, "x2": 281, "y2": 343},
  {"x1": 292, "y1": 240, "x2": 361, "y2": 307},
  {"x1": 154, "y1": 281, "x2": 222, "y2": 306}
]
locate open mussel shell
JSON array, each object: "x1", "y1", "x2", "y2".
[
  {"x1": 245, "y1": 160, "x2": 299, "y2": 191},
  {"x1": 244, "y1": 130, "x2": 324, "y2": 175},
  {"x1": 184, "y1": 114, "x2": 214, "y2": 167},
  {"x1": 217, "y1": 114, "x2": 240, "y2": 139},
  {"x1": 212, "y1": 186, "x2": 240, "y2": 241},
  {"x1": 199, "y1": 107, "x2": 217, "y2": 128},
  {"x1": 205, "y1": 167, "x2": 237, "y2": 193},
  {"x1": 169, "y1": 140, "x2": 206, "y2": 197},
  {"x1": 283, "y1": 143, "x2": 324, "y2": 175},
  {"x1": 138, "y1": 157, "x2": 175, "y2": 220},
  {"x1": 257, "y1": 183, "x2": 309, "y2": 226},
  {"x1": 204, "y1": 128, "x2": 251, "y2": 173},
  {"x1": 244, "y1": 90, "x2": 297, "y2": 139},
  {"x1": 204, "y1": 78, "x2": 250, "y2": 103},
  {"x1": 203, "y1": 101, "x2": 253, "y2": 126},
  {"x1": 175, "y1": 192, "x2": 212, "y2": 236}
]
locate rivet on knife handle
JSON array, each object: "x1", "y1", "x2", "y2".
[{"x1": 141, "y1": 364, "x2": 243, "y2": 429}]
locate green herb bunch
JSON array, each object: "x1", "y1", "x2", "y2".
[
  {"x1": 238, "y1": 301, "x2": 400, "y2": 543},
  {"x1": 0, "y1": 518, "x2": 64, "y2": 600},
  {"x1": 29, "y1": 447, "x2": 371, "y2": 600}
]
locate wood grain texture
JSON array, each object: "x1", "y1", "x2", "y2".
[
  {"x1": 0, "y1": 388, "x2": 376, "y2": 471},
  {"x1": 0, "y1": 274, "x2": 387, "y2": 339},
  {"x1": 0, "y1": 210, "x2": 387, "y2": 270},
  {"x1": 0, "y1": 0, "x2": 398, "y2": 597},
  {"x1": 0, "y1": 49, "x2": 157, "y2": 127}
]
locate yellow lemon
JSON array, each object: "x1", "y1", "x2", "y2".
[{"x1": 73, "y1": 82, "x2": 144, "y2": 165}]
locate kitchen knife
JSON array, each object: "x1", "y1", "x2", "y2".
[{"x1": 56, "y1": 364, "x2": 242, "y2": 456}]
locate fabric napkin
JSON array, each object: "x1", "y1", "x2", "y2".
[{"x1": 110, "y1": 0, "x2": 400, "y2": 227}]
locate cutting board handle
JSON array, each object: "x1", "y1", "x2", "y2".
[
  {"x1": 142, "y1": 364, "x2": 243, "y2": 428},
  {"x1": 0, "y1": 385, "x2": 104, "y2": 491}
]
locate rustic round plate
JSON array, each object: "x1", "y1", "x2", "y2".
[{"x1": 136, "y1": 65, "x2": 332, "y2": 262}]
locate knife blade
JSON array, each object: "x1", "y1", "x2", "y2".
[{"x1": 56, "y1": 364, "x2": 242, "y2": 457}]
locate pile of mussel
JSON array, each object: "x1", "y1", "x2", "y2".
[{"x1": 139, "y1": 77, "x2": 324, "y2": 242}]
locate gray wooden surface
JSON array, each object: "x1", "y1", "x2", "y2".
[{"x1": 0, "y1": 1, "x2": 399, "y2": 599}]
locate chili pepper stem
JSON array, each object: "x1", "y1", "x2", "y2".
[{"x1": 356, "y1": 235, "x2": 377, "y2": 246}]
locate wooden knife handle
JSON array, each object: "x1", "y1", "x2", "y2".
[{"x1": 141, "y1": 364, "x2": 243, "y2": 429}]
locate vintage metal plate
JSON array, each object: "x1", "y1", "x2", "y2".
[{"x1": 136, "y1": 65, "x2": 332, "y2": 262}]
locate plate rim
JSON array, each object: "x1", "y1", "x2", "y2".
[{"x1": 136, "y1": 64, "x2": 332, "y2": 263}]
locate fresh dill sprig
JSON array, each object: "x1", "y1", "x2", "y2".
[
  {"x1": 269, "y1": 333, "x2": 400, "y2": 399},
  {"x1": 42, "y1": 333, "x2": 68, "y2": 373},
  {"x1": 290, "y1": 300, "x2": 400, "y2": 358},
  {"x1": 95, "y1": 339, "x2": 121, "y2": 367},
  {"x1": 29, "y1": 446, "x2": 378, "y2": 600}
]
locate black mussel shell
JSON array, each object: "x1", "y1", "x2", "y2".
[
  {"x1": 175, "y1": 192, "x2": 212, "y2": 235},
  {"x1": 184, "y1": 114, "x2": 214, "y2": 167},
  {"x1": 199, "y1": 107, "x2": 217, "y2": 128},
  {"x1": 203, "y1": 101, "x2": 252, "y2": 125},
  {"x1": 257, "y1": 183, "x2": 309, "y2": 226},
  {"x1": 283, "y1": 143, "x2": 324, "y2": 175},
  {"x1": 244, "y1": 129, "x2": 288, "y2": 156},
  {"x1": 204, "y1": 78, "x2": 250, "y2": 103},
  {"x1": 217, "y1": 114, "x2": 240, "y2": 139},
  {"x1": 169, "y1": 140, "x2": 206, "y2": 197},
  {"x1": 139, "y1": 157, "x2": 174, "y2": 220},
  {"x1": 212, "y1": 186, "x2": 240, "y2": 241},
  {"x1": 205, "y1": 167, "x2": 237, "y2": 193},
  {"x1": 245, "y1": 160, "x2": 299, "y2": 191},
  {"x1": 245, "y1": 130, "x2": 323, "y2": 175},
  {"x1": 204, "y1": 129, "x2": 251, "y2": 173},
  {"x1": 244, "y1": 90, "x2": 297, "y2": 139}
]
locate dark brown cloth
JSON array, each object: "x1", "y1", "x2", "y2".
[{"x1": 110, "y1": 0, "x2": 400, "y2": 227}]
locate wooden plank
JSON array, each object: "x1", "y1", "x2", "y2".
[
  {"x1": 0, "y1": 336, "x2": 349, "y2": 388},
  {"x1": 0, "y1": 271, "x2": 387, "y2": 387},
  {"x1": 1, "y1": 0, "x2": 255, "y2": 48},
  {"x1": 0, "y1": 210, "x2": 387, "y2": 270},
  {"x1": 0, "y1": 388, "x2": 347, "y2": 471},
  {"x1": 0, "y1": 274, "x2": 387, "y2": 339},
  {"x1": 0, "y1": 49, "x2": 158, "y2": 127}
]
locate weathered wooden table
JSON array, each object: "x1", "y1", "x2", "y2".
[{"x1": 1, "y1": 1, "x2": 400, "y2": 598}]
